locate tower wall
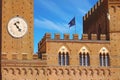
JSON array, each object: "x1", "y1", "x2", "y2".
[
  {"x1": 83, "y1": 0, "x2": 109, "y2": 40},
  {"x1": 1, "y1": 0, "x2": 34, "y2": 60},
  {"x1": 108, "y1": 0, "x2": 120, "y2": 67}
]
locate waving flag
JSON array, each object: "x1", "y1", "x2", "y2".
[{"x1": 68, "y1": 17, "x2": 76, "y2": 27}]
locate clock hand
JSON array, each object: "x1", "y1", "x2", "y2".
[{"x1": 14, "y1": 22, "x2": 21, "y2": 32}]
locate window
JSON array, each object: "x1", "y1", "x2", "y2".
[
  {"x1": 100, "y1": 53, "x2": 110, "y2": 66},
  {"x1": 58, "y1": 46, "x2": 69, "y2": 66},
  {"x1": 99, "y1": 47, "x2": 110, "y2": 67},
  {"x1": 58, "y1": 52, "x2": 69, "y2": 66},
  {"x1": 79, "y1": 47, "x2": 90, "y2": 66}
]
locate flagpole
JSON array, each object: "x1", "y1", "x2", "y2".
[
  {"x1": 75, "y1": 24, "x2": 76, "y2": 34},
  {"x1": 75, "y1": 16, "x2": 76, "y2": 34}
]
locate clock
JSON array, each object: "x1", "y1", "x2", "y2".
[{"x1": 7, "y1": 17, "x2": 28, "y2": 38}]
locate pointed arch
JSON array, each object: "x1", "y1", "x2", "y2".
[
  {"x1": 79, "y1": 46, "x2": 90, "y2": 66},
  {"x1": 79, "y1": 46, "x2": 90, "y2": 54},
  {"x1": 58, "y1": 46, "x2": 70, "y2": 66},
  {"x1": 99, "y1": 47, "x2": 109, "y2": 54},
  {"x1": 58, "y1": 46, "x2": 70, "y2": 53}
]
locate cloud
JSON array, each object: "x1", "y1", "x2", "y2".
[
  {"x1": 78, "y1": 8, "x2": 87, "y2": 15},
  {"x1": 34, "y1": 18, "x2": 70, "y2": 33},
  {"x1": 39, "y1": 1, "x2": 71, "y2": 21}
]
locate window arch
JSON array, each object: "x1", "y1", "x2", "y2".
[
  {"x1": 58, "y1": 46, "x2": 70, "y2": 66},
  {"x1": 99, "y1": 47, "x2": 110, "y2": 67},
  {"x1": 79, "y1": 46, "x2": 90, "y2": 66}
]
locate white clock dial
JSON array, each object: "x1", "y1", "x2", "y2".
[{"x1": 8, "y1": 17, "x2": 28, "y2": 38}]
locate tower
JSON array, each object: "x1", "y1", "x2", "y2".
[
  {"x1": 108, "y1": 0, "x2": 120, "y2": 67},
  {"x1": 0, "y1": 0, "x2": 34, "y2": 60}
]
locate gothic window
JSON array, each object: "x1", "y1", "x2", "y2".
[
  {"x1": 99, "y1": 47, "x2": 110, "y2": 67},
  {"x1": 79, "y1": 47, "x2": 90, "y2": 66},
  {"x1": 58, "y1": 46, "x2": 70, "y2": 66}
]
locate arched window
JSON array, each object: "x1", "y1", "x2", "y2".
[
  {"x1": 79, "y1": 46, "x2": 90, "y2": 66},
  {"x1": 99, "y1": 47, "x2": 110, "y2": 67},
  {"x1": 58, "y1": 46, "x2": 70, "y2": 66}
]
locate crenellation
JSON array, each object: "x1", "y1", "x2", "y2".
[
  {"x1": 44, "y1": 33, "x2": 51, "y2": 39},
  {"x1": 42, "y1": 53, "x2": 47, "y2": 60},
  {"x1": 33, "y1": 54, "x2": 38, "y2": 60},
  {"x1": 83, "y1": 0, "x2": 105, "y2": 22},
  {"x1": 83, "y1": 16, "x2": 86, "y2": 21},
  {"x1": 91, "y1": 34, "x2": 97, "y2": 40},
  {"x1": 92, "y1": 7, "x2": 94, "y2": 13},
  {"x1": 88, "y1": 11, "x2": 91, "y2": 16},
  {"x1": 100, "y1": 0, "x2": 104, "y2": 3},
  {"x1": 3, "y1": 53, "x2": 39, "y2": 60},
  {"x1": 84, "y1": 1, "x2": 101, "y2": 21},
  {"x1": 12, "y1": 54, "x2": 18, "y2": 60},
  {"x1": 22, "y1": 53, "x2": 28, "y2": 60},
  {"x1": 94, "y1": 4, "x2": 98, "y2": 10},
  {"x1": 2, "y1": 53, "x2": 7, "y2": 60},
  {"x1": 82, "y1": 34, "x2": 88, "y2": 40},
  {"x1": 39, "y1": 33, "x2": 51, "y2": 48},
  {"x1": 86, "y1": 13, "x2": 89, "y2": 19},
  {"x1": 64, "y1": 34, "x2": 70, "y2": 40},
  {"x1": 39, "y1": 33, "x2": 108, "y2": 41},
  {"x1": 73, "y1": 34, "x2": 79, "y2": 40},
  {"x1": 97, "y1": 0, "x2": 101, "y2": 7},
  {"x1": 54, "y1": 33, "x2": 60, "y2": 40},
  {"x1": 85, "y1": 14, "x2": 87, "y2": 20},
  {"x1": 100, "y1": 34, "x2": 106, "y2": 40}
]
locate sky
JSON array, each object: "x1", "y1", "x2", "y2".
[{"x1": 34, "y1": 0, "x2": 98, "y2": 53}]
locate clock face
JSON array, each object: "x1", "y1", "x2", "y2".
[{"x1": 8, "y1": 17, "x2": 28, "y2": 38}]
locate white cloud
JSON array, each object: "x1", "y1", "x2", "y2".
[
  {"x1": 78, "y1": 8, "x2": 87, "y2": 15},
  {"x1": 39, "y1": 1, "x2": 71, "y2": 20},
  {"x1": 34, "y1": 18, "x2": 71, "y2": 33}
]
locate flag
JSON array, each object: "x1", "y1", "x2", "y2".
[{"x1": 68, "y1": 17, "x2": 75, "y2": 27}]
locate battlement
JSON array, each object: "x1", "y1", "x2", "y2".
[
  {"x1": 83, "y1": 0, "x2": 120, "y2": 21},
  {"x1": 39, "y1": 33, "x2": 107, "y2": 45},
  {"x1": 83, "y1": 0, "x2": 104, "y2": 21},
  {"x1": 1, "y1": 53, "x2": 38, "y2": 60}
]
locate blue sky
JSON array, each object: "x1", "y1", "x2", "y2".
[{"x1": 34, "y1": 0, "x2": 98, "y2": 53}]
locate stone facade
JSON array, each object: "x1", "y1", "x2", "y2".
[{"x1": 1, "y1": 0, "x2": 120, "y2": 80}]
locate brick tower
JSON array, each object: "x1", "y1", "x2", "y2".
[{"x1": 0, "y1": 0, "x2": 34, "y2": 60}]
